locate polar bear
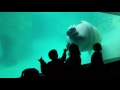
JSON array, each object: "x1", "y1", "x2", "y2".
[{"x1": 66, "y1": 20, "x2": 102, "y2": 52}]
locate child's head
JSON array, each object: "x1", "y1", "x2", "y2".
[
  {"x1": 69, "y1": 43, "x2": 80, "y2": 56},
  {"x1": 48, "y1": 49, "x2": 58, "y2": 61},
  {"x1": 93, "y1": 43, "x2": 102, "y2": 51}
]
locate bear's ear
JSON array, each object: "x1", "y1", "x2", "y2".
[
  {"x1": 81, "y1": 20, "x2": 84, "y2": 23},
  {"x1": 68, "y1": 25, "x2": 72, "y2": 29},
  {"x1": 68, "y1": 24, "x2": 76, "y2": 30}
]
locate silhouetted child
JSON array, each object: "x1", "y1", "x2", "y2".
[
  {"x1": 39, "y1": 47, "x2": 67, "y2": 77},
  {"x1": 91, "y1": 43, "x2": 104, "y2": 77},
  {"x1": 65, "y1": 43, "x2": 84, "y2": 78}
]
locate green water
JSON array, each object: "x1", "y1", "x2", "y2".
[{"x1": 0, "y1": 12, "x2": 120, "y2": 78}]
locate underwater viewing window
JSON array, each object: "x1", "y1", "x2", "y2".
[{"x1": 0, "y1": 12, "x2": 120, "y2": 78}]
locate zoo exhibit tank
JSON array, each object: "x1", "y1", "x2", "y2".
[{"x1": 0, "y1": 12, "x2": 120, "y2": 78}]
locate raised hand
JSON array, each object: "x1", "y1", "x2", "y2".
[
  {"x1": 66, "y1": 43, "x2": 70, "y2": 50},
  {"x1": 38, "y1": 57, "x2": 43, "y2": 62}
]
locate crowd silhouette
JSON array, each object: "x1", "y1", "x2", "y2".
[{"x1": 20, "y1": 42, "x2": 108, "y2": 79}]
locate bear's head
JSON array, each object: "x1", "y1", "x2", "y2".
[{"x1": 66, "y1": 24, "x2": 85, "y2": 45}]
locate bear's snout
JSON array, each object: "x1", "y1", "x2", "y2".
[
  {"x1": 67, "y1": 27, "x2": 79, "y2": 40},
  {"x1": 67, "y1": 28, "x2": 77, "y2": 36}
]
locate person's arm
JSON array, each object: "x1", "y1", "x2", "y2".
[
  {"x1": 61, "y1": 49, "x2": 67, "y2": 61},
  {"x1": 61, "y1": 43, "x2": 70, "y2": 61},
  {"x1": 39, "y1": 57, "x2": 47, "y2": 66},
  {"x1": 38, "y1": 57, "x2": 48, "y2": 75}
]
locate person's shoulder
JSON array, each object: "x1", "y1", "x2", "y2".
[
  {"x1": 48, "y1": 61, "x2": 52, "y2": 64},
  {"x1": 58, "y1": 57, "x2": 63, "y2": 60},
  {"x1": 93, "y1": 51, "x2": 101, "y2": 55},
  {"x1": 96, "y1": 51, "x2": 102, "y2": 55},
  {"x1": 58, "y1": 57, "x2": 67, "y2": 61}
]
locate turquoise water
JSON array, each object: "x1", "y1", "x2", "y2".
[{"x1": 0, "y1": 12, "x2": 120, "y2": 78}]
